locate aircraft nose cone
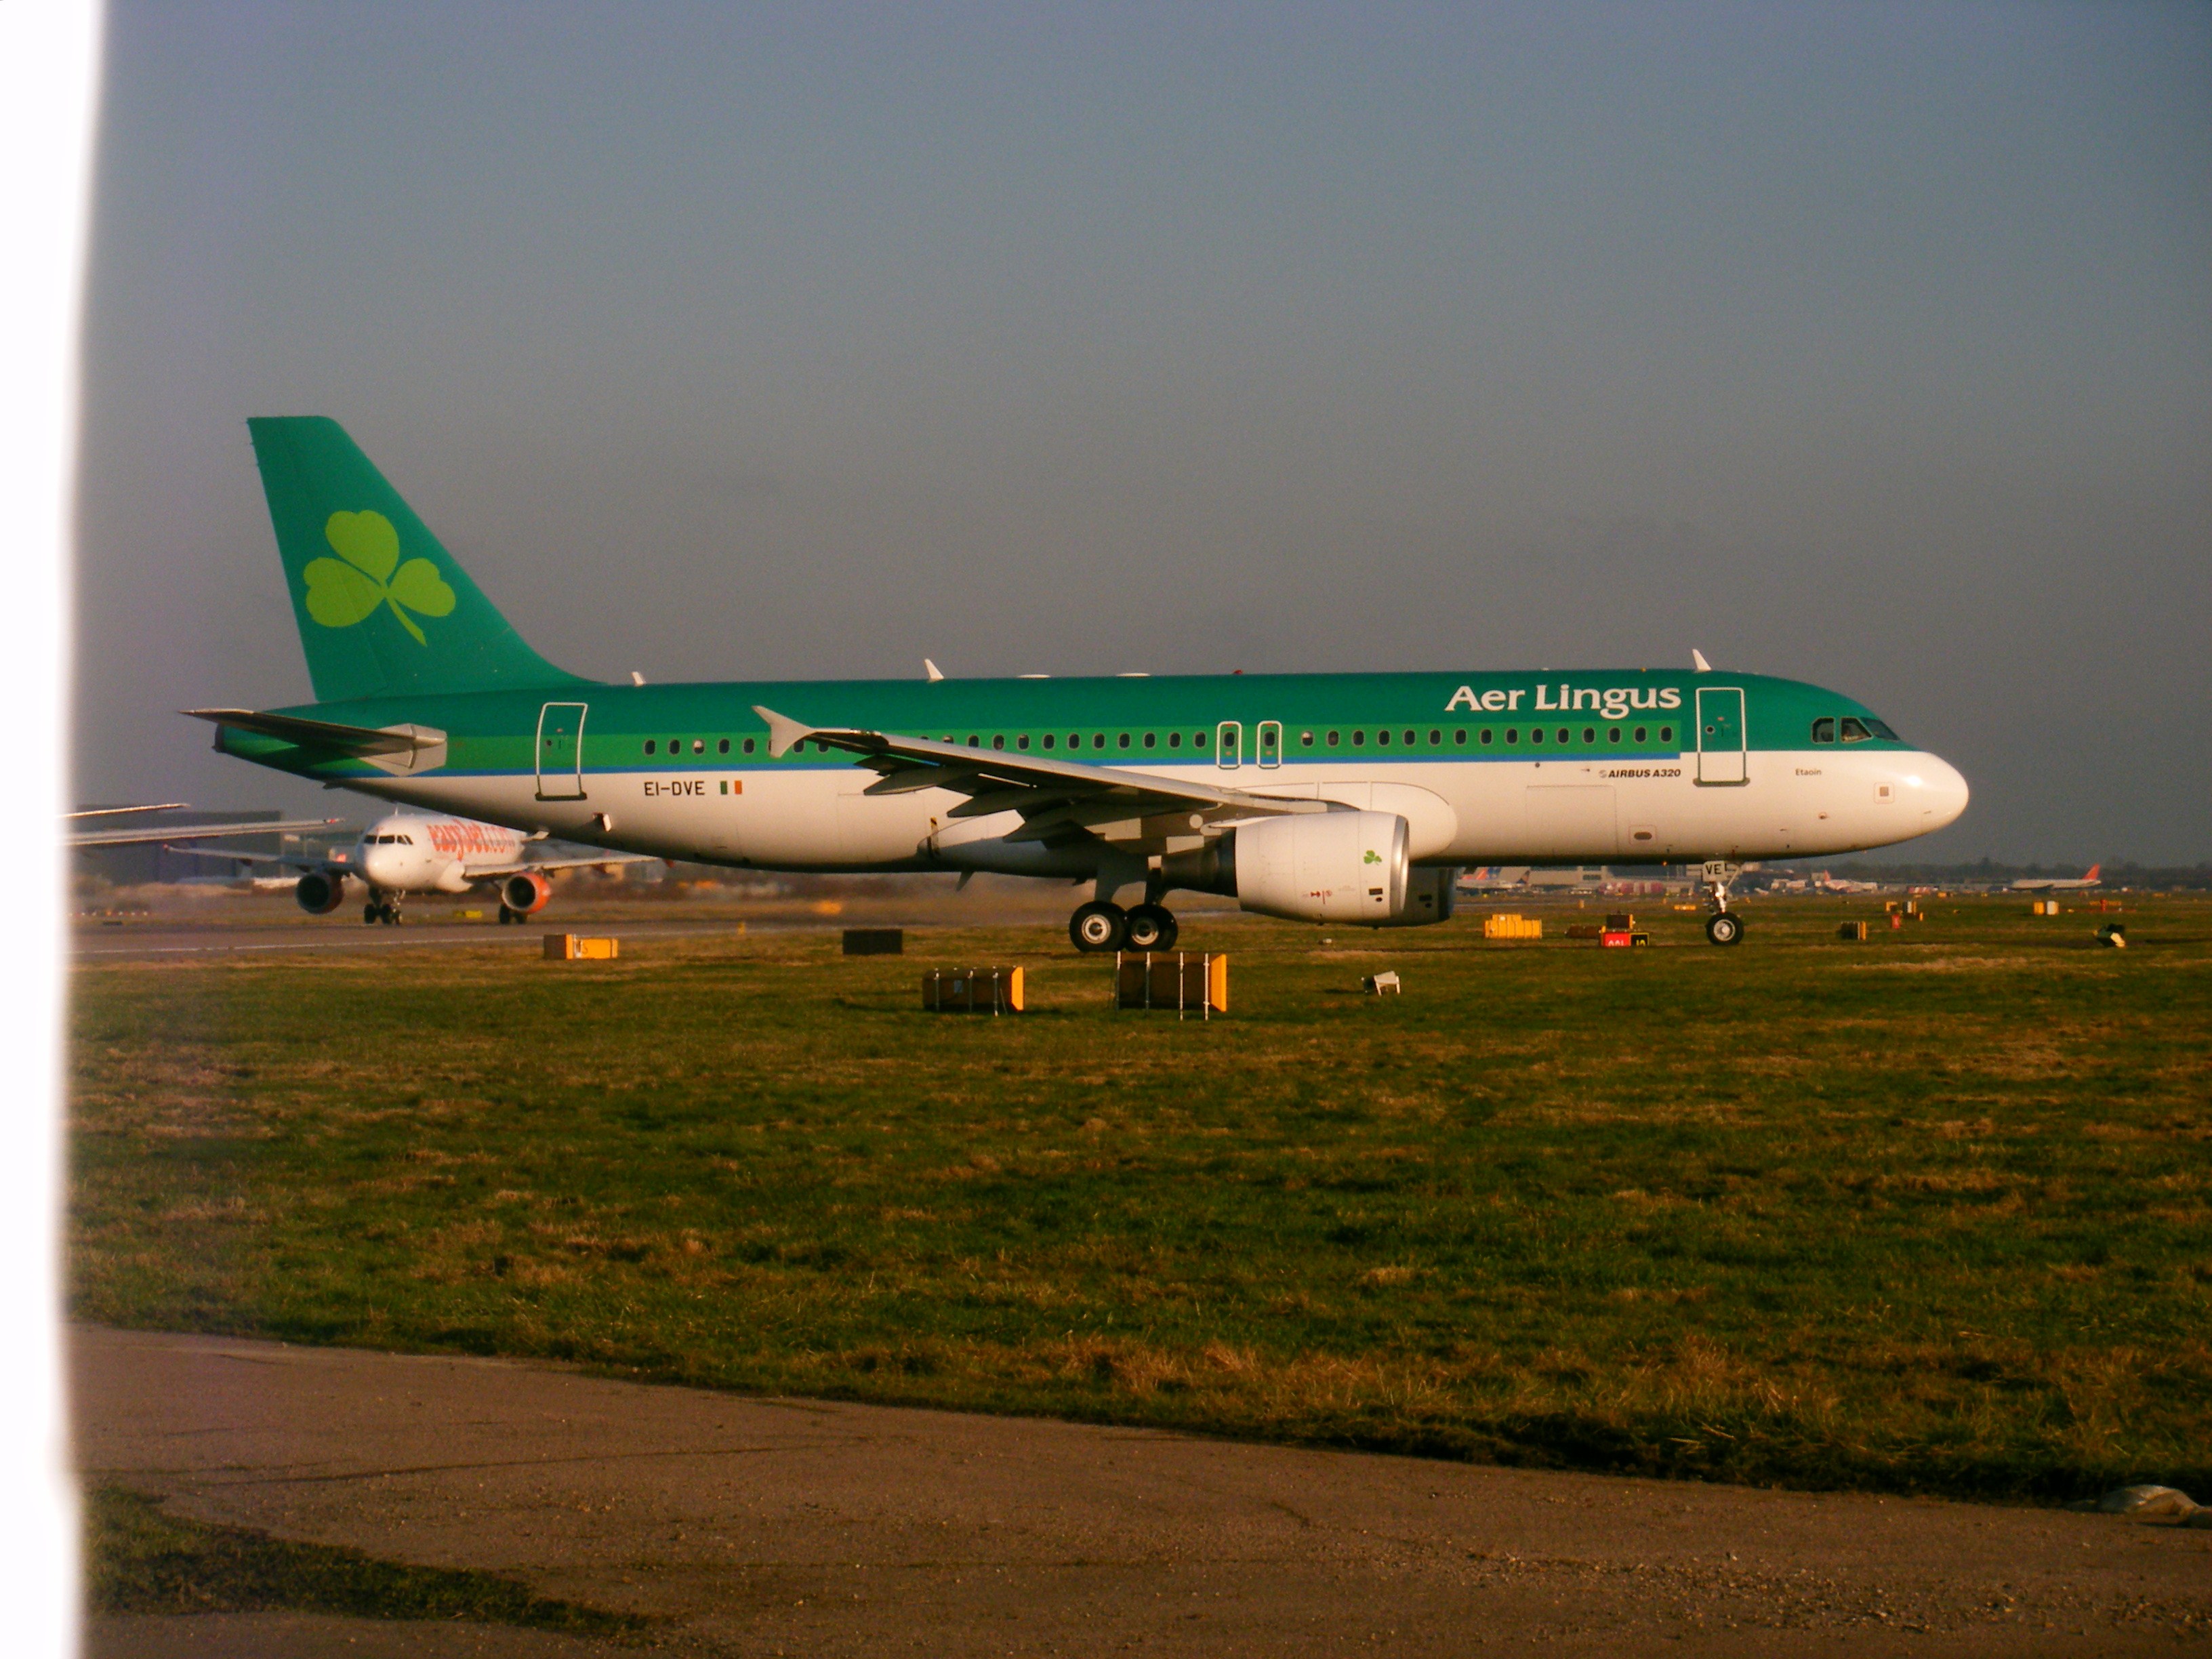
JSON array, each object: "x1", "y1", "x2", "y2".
[
  {"x1": 361, "y1": 848, "x2": 401, "y2": 885},
  {"x1": 1910, "y1": 755, "x2": 1970, "y2": 830}
]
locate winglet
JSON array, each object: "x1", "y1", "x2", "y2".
[
  {"x1": 924, "y1": 659, "x2": 945, "y2": 682},
  {"x1": 752, "y1": 705, "x2": 815, "y2": 759},
  {"x1": 1692, "y1": 649, "x2": 1713, "y2": 672}
]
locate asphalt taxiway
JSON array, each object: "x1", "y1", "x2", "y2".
[{"x1": 77, "y1": 1327, "x2": 2210, "y2": 1657}]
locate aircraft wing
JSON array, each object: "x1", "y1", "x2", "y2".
[
  {"x1": 158, "y1": 845, "x2": 331, "y2": 871},
  {"x1": 69, "y1": 817, "x2": 344, "y2": 848},
  {"x1": 752, "y1": 704, "x2": 1326, "y2": 848},
  {"x1": 470, "y1": 851, "x2": 659, "y2": 878}
]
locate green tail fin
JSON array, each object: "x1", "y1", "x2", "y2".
[{"x1": 247, "y1": 416, "x2": 591, "y2": 704}]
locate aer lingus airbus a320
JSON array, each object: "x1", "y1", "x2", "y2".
[{"x1": 190, "y1": 418, "x2": 1969, "y2": 949}]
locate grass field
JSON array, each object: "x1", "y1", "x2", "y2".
[{"x1": 70, "y1": 896, "x2": 2212, "y2": 1502}]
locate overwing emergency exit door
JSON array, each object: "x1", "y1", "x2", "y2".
[
  {"x1": 535, "y1": 702, "x2": 588, "y2": 800},
  {"x1": 1256, "y1": 721, "x2": 1282, "y2": 768},
  {"x1": 1696, "y1": 687, "x2": 1746, "y2": 785}
]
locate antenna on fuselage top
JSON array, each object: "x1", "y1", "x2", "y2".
[
  {"x1": 924, "y1": 659, "x2": 945, "y2": 682},
  {"x1": 630, "y1": 671, "x2": 646, "y2": 686},
  {"x1": 1691, "y1": 649, "x2": 1713, "y2": 672}
]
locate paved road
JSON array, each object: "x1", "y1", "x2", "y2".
[{"x1": 75, "y1": 1328, "x2": 2209, "y2": 1656}]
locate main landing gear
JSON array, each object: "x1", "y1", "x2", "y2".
[
  {"x1": 1700, "y1": 861, "x2": 1744, "y2": 947},
  {"x1": 495, "y1": 904, "x2": 530, "y2": 925},
  {"x1": 1068, "y1": 900, "x2": 1180, "y2": 954},
  {"x1": 363, "y1": 897, "x2": 403, "y2": 926}
]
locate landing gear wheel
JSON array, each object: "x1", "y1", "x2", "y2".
[
  {"x1": 363, "y1": 903, "x2": 380, "y2": 926},
  {"x1": 497, "y1": 906, "x2": 516, "y2": 925},
  {"x1": 1069, "y1": 901, "x2": 1128, "y2": 954},
  {"x1": 1705, "y1": 912, "x2": 1744, "y2": 947},
  {"x1": 1124, "y1": 903, "x2": 1179, "y2": 952},
  {"x1": 384, "y1": 905, "x2": 403, "y2": 926}
]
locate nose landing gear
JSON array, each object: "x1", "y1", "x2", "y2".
[
  {"x1": 363, "y1": 895, "x2": 403, "y2": 926},
  {"x1": 1700, "y1": 861, "x2": 1744, "y2": 946}
]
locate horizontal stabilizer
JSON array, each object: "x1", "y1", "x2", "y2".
[{"x1": 184, "y1": 709, "x2": 449, "y2": 775}]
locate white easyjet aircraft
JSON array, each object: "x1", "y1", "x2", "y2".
[{"x1": 182, "y1": 811, "x2": 649, "y2": 924}]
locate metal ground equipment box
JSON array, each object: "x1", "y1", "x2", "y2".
[
  {"x1": 1116, "y1": 952, "x2": 1227, "y2": 1018},
  {"x1": 922, "y1": 966, "x2": 1024, "y2": 1014},
  {"x1": 544, "y1": 934, "x2": 619, "y2": 960}
]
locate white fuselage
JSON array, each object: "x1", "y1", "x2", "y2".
[
  {"x1": 338, "y1": 813, "x2": 527, "y2": 895},
  {"x1": 331, "y1": 747, "x2": 1969, "y2": 878}
]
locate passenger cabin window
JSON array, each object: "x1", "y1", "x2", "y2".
[
  {"x1": 1634, "y1": 726, "x2": 1647, "y2": 743},
  {"x1": 992, "y1": 735, "x2": 1005, "y2": 750},
  {"x1": 1168, "y1": 732, "x2": 1181, "y2": 747},
  {"x1": 1812, "y1": 718, "x2": 1835, "y2": 743},
  {"x1": 1481, "y1": 729, "x2": 1493, "y2": 745},
  {"x1": 718, "y1": 738, "x2": 730, "y2": 754},
  {"x1": 1557, "y1": 728, "x2": 1569, "y2": 743},
  {"x1": 1073, "y1": 734, "x2": 1083, "y2": 749},
  {"x1": 1430, "y1": 729, "x2": 1442, "y2": 745},
  {"x1": 1840, "y1": 717, "x2": 1872, "y2": 743},
  {"x1": 1660, "y1": 725, "x2": 1674, "y2": 743},
  {"x1": 1582, "y1": 727, "x2": 1595, "y2": 743},
  {"x1": 1376, "y1": 729, "x2": 1391, "y2": 746},
  {"x1": 1300, "y1": 731, "x2": 1315, "y2": 747},
  {"x1": 744, "y1": 738, "x2": 756, "y2": 754},
  {"x1": 1195, "y1": 732, "x2": 1208, "y2": 747},
  {"x1": 1119, "y1": 733, "x2": 1131, "y2": 748},
  {"x1": 1608, "y1": 728, "x2": 1621, "y2": 745},
  {"x1": 1021, "y1": 735, "x2": 1033, "y2": 750},
  {"x1": 1352, "y1": 730, "x2": 1366, "y2": 746},
  {"x1": 1505, "y1": 728, "x2": 1519, "y2": 744},
  {"x1": 1326, "y1": 730, "x2": 1340, "y2": 746},
  {"x1": 1144, "y1": 733, "x2": 1156, "y2": 748},
  {"x1": 1404, "y1": 729, "x2": 1416, "y2": 745},
  {"x1": 644, "y1": 740, "x2": 656, "y2": 755},
  {"x1": 1530, "y1": 727, "x2": 1544, "y2": 744}
]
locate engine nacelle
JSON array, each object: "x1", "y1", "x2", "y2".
[
  {"x1": 1164, "y1": 809, "x2": 1409, "y2": 924},
  {"x1": 295, "y1": 871, "x2": 346, "y2": 914},
  {"x1": 501, "y1": 870, "x2": 552, "y2": 916},
  {"x1": 1374, "y1": 865, "x2": 1458, "y2": 928}
]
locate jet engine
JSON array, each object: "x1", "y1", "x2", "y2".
[
  {"x1": 1162, "y1": 809, "x2": 1412, "y2": 924},
  {"x1": 501, "y1": 870, "x2": 552, "y2": 916},
  {"x1": 295, "y1": 871, "x2": 346, "y2": 914}
]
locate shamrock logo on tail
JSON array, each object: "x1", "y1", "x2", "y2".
[{"x1": 303, "y1": 510, "x2": 455, "y2": 644}]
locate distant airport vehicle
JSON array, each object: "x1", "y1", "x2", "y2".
[
  {"x1": 175, "y1": 810, "x2": 647, "y2": 924},
  {"x1": 66, "y1": 804, "x2": 342, "y2": 848},
  {"x1": 185, "y1": 418, "x2": 1971, "y2": 949},
  {"x1": 2011, "y1": 863, "x2": 2102, "y2": 892}
]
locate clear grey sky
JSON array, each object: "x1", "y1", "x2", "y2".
[{"x1": 74, "y1": 1, "x2": 2210, "y2": 863}]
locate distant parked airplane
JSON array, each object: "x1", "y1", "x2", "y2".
[
  {"x1": 1811, "y1": 870, "x2": 1883, "y2": 895},
  {"x1": 2011, "y1": 863, "x2": 2102, "y2": 892},
  {"x1": 172, "y1": 810, "x2": 649, "y2": 924}
]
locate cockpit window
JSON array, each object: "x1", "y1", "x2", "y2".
[
  {"x1": 1867, "y1": 717, "x2": 1900, "y2": 741},
  {"x1": 1811, "y1": 718, "x2": 1835, "y2": 744},
  {"x1": 1839, "y1": 717, "x2": 1872, "y2": 743}
]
